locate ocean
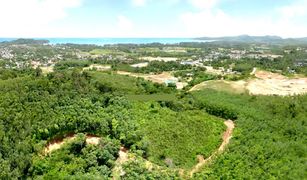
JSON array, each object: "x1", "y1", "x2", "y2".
[{"x1": 0, "y1": 38, "x2": 210, "y2": 45}]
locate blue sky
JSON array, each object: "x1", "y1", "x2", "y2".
[{"x1": 0, "y1": 0, "x2": 306, "y2": 37}]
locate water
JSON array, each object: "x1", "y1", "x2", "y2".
[{"x1": 0, "y1": 38, "x2": 211, "y2": 45}]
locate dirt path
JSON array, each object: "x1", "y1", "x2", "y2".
[
  {"x1": 112, "y1": 147, "x2": 159, "y2": 179},
  {"x1": 112, "y1": 147, "x2": 130, "y2": 179},
  {"x1": 189, "y1": 120, "x2": 235, "y2": 177},
  {"x1": 250, "y1": 67, "x2": 257, "y2": 75},
  {"x1": 44, "y1": 134, "x2": 101, "y2": 154}
]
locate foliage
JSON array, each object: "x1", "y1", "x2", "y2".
[
  {"x1": 135, "y1": 61, "x2": 192, "y2": 73},
  {"x1": 54, "y1": 60, "x2": 91, "y2": 71},
  {"x1": 0, "y1": 71, "x2": 142, "y2": 178},
  {"x1": 90, "y1": 71, "x2": 174, "y2": 94},
  {"x1": 122, "y1": 157, "x2": 181, "y2": 179},
  {"x1": 30, "y1": 134, "x2": 120, "y2": 179},
  {"x1": 192, "y1": 90, "x2": 307, "y2": 179},
  {"x1": 133, "y1": 103, "x2": 225, "y2": 168}
]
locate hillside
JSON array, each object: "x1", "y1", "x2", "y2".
[{"x1": 0, "y1": 40, "x2": 306, "y2": 179}]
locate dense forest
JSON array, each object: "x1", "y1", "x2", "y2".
[
  {"x1": 0, "y1": 68, "x2": 225, "y2": 179},
  {"x1": 0, "y1": 67, "x2": 305, "y2": 179}
]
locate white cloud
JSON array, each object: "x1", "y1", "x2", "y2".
[
  {"x1": 277, "y1": 0, "x2": 307, "y2": 19},
  {"x1": 188, "y1": 0, "x2": 219, "y2": 9},
  {"x1": 132, "y1": 0, "x2": 147, "y2": 7},
  {"x1": 132, "y1": 0, "x2": 181, "y2": 7},
  {"x1": 117, "y1": 15, "x2": 134, "y2": 31},
  {"x1": 0, "y1": 0, "x2": 82, "y2": 37},
  {"x1": 180, "y1": 0, "x2": 307, "y2": 38}
]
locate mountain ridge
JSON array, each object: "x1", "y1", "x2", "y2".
[{"x1": 196, "y1": 35, "x2": 307, "y2": 44}]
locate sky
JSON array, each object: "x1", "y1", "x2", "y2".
[{"x1": 0, "y1": 0, "x2": 307, "y2": 38}]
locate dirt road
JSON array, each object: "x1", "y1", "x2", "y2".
[{"x1": 189, "y1": 120, "x2": 235, "y2": 177}]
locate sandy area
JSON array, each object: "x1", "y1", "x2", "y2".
[
  {"x1": 190, "y1": 70, "x2": 307, "y2": 96},
  {"x1": 44, "y1": 134, "x2": 101, "y2": 154},
  {"x1": 247, "y1": 70, "x2": 307, "y2": 96},
  {"x1": 117, "y1": 71, "x2": 187, "y2": 89}
]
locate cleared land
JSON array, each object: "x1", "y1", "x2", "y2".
[
  {"x1": 190, "y1": 70, "x2": 307, "y2": 96},
  {"x1": 247, "y1": 70, "x2": 307, "y2": 96},
  {"x1": 189, "y1": 80, "x2": 247, "y2": 94},
  {"x1": 117, "y1": 71, "x2": 188, "y2": 89}
]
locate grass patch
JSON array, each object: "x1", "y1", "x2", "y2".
[
  {"x1": 90, "y1": 71, "x2": 143, "y2": 94},
  {"x1": 134, "y1": 103, "x2": 225, "y2": 168},
  {"x1": 89, "y1": 71, "x2": 174, "y2": 94},
  {"x1": 90, "y1": 49, "x2": 115, "y2": 55},
  {"x1": 89, "y1": 48, "x2": 126, "y2": 55},
  {"x1": 112, "y1": 63, "x2": 136, "y2": 72},
  {"x1": 192, "y1": 80, "x2": 247, "y2": 94}
]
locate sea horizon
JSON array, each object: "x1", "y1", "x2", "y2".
[{"x1": 0, "y1": 37, "x2": 212, "y2": 45}]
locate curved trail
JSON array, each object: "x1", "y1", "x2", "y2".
[
  {"x1": 112, "y1": 120, "x2": 235, "y2": 179},
  {"x1": 189, "y1": 120, "x2": 235, "y2": 177},
  {"x1": 43, "y1": 120, "x2": 235, "y2": 179}
]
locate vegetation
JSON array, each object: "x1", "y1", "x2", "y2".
[
  {"x1": 90, "y1": 71, "x2": 175, "y2": 94},
  {"x1": 192, "y1": 90, "x2": 307, "y2": 179},
  {"x1": 30, "y1": 134, "x2": 120, "y2": 179},
  {"x1": 54, "y1": 60, "x2": 91, "y2": 70},
  {"x1": 134, "y1": 104, "x2": 225, "y2": 168},
  {"x1": 0, "y1": 40, "x2": 306, "y2": 179}
]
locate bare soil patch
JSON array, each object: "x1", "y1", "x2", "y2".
[
  {"x1": 247, "y1": 70, "x2": 307, "y2": 96},
  {"x1": 190, "y1": 70, "x2": 307, "y2": 96},
  {"x1": 44, "y1": 134, "x2": 101, "y2": 154}
]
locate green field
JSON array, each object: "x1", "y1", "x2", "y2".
[
  {"x1": 89, "y1": 48, "x2": 115, "y2": 54},
  {"x1": 191, "y1": 80, "x2": 247, "y2": 94},
  {"x1": 89, "y1": 71, "x2": 174, "y2": 94},
  {"x1": 89, "y1": 48, "x2": 126, "y2": 55},
  {"x1": 134, "y1": 103, "x2": 225, "y2": 168}
]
